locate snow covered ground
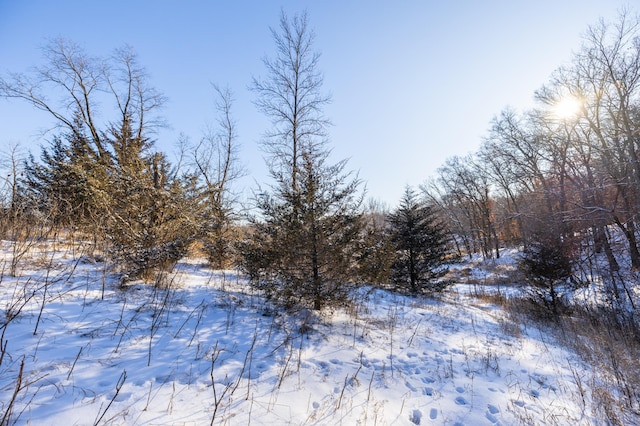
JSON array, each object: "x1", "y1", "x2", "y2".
[{"x1": 0, "y1": 241, "x2": 598, "y2": 425}]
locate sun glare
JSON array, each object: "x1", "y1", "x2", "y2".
[{"x1": 551, "y1": 95, "x2": 583, "y2": 120}]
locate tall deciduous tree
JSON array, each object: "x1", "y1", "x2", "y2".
[
  {"x1": 537, "y1": 11, "x2": 640, "y2": 270},
  {"x1": 251, "y1": 10, "x2": 330, "y2": 196},
  {"x1": 427, "y1": 155, "x2": 499, "y2": 260},
  {"x1": 242, "y1": 11, "x2": 362, "y2": 311}
]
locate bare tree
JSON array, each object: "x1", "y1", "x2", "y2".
[
  {"x1": 427, "y1": 155, "x2": 499, "y2": 259},
  {"x1": 0, "y1": 144, "x2": 37, "y2": 276},
  {"x1": 190, "y1": 85, "x2": 245, "y2": 267},
  {"x1": 535, "y1": 11, "x2": 640, "y2": 268},
  {"x1": 0, "y1": 144, "x2": 24, "y2": 235},
  {"x1": 251, "y1": 9, "x2": 331, "y2": 196},
  {"x1": 0, "y1": 39, "x2": 165, "y2": 161}
]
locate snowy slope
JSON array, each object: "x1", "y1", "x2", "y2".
[{"x1": 0, "y1": 242, "x2": 595, "y2": 425}]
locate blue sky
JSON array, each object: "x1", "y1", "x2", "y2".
[{"x1": 0, "y1": 1, "x2": 632, "y2": 207}]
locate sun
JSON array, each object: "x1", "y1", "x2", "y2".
[{"x1": 551, "y1": 95, "x2": 583, "y2": 120}]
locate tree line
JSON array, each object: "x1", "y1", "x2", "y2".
[
  {"x1": 0, "y1": 11, "x2": 454, "y2": 311},
  {"x1": 424, "y1": 10, "x2": 640, "y2": 315},
  {"x1": 1, "y1": 10, "x2": 639, "y2": 317}
]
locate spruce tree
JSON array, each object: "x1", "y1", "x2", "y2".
[
  {"x1": 21, "y1": 127, "x2": 101, "y2": 231},
  {"x1": 387, "y1": 187, "x2": 453, "y2": 294}
]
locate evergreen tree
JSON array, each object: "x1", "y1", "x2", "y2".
[
  {"x1": 242, "y1": 147, "x2": 362, "y2": 311},
  {"x1": 21, "y1": 125, "x2": 106, "y2": 233},
  {"x1": 9, "y1": 42, "x2": 197, "y2": 283},
  {"x1": 518, "y1": 217, "x2": 575, "y2": 315},
  {"x1": 22, "y1": 115, "x2": 198, "y2": 283},
  {"x1": 387, "y1": 187, "x2": 453, "y2": 294},
  {"x1": 242, "y1": 11, "x2": 362, "y2": 310},
  {"x1": 103, "y1": 120, "x2": 198, "y2": 282}
]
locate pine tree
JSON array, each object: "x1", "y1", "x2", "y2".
[
  {"x1": 5, "y1": 41, "x2": 196, "y2": 282},
  {"x1": 387, "y1": 187, "x2": 453, "y2": 294},
  {"x1": 22, "y1": 115, "x2": 199, "y2": 283}
]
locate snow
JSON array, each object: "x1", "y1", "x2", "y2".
[{"x1": 1, "y1": 241, "x2": 597, "y2": 425}]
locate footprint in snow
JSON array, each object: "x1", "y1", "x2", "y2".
[
  {"x1": 455, "y1": 396, "x2": 468, "y2": 405},
  {"x1": 409, "y1": 409, "x2": 422, "y2": 425},
  {"x1": 423, "y1": 387, "x2": 434, "y2": 396},
  {"x1": 486, "y1": 412, "x2": 499, "y2": 424},
  {"x1": 358, "y1": 358, "x2": 371, "y2": 368},
  {"x1": 429, "y1": 408, "x2": 438, "y2": 420},
  {"x1": 455, "y1": 386, "x2": 465, "y2": 393},
  {"x1": 406, "y1": 382, "x2": 418, "y2": 392},
  {"x1": 486, "y1": 404, "x2": 500, "y2": 423}
]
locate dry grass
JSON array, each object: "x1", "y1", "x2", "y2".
[
  {"x1": 503, "y1": 297, "x2": 640, "y2": 425},
  {"x1": 446, "y1": 255, "x2": 523, "y2": 287},
  {"x1": 461, "y1": 256, "x2": 640, "y2": 424}
]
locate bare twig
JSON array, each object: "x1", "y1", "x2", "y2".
[
  {"x1": 0, "y1": 357, "x2": 24, "y2": 426},
  {"x1": 93, "y1": 369, "x2": 127, "y2": 426},
  {"x1": 67, "y1": 346, "x2": 84, "y2": 381}
]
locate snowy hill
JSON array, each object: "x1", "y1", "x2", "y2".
[{"x1": 0, "y1": 241, "x2": 625, "y2": 424}]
